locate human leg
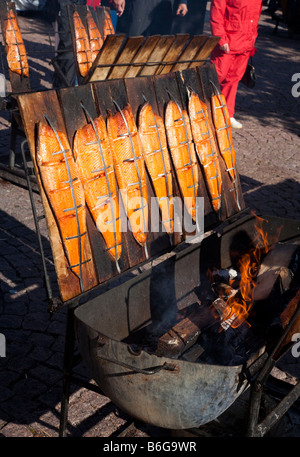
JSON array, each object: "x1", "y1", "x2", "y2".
[{"x1": 221, "y1": 53, "x2": 250, "y2": 118}]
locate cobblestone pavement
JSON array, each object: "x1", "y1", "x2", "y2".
[{"x1": 0, "y1": 5, "x2": 299, "y2": 438}]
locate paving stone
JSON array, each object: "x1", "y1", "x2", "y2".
[
  {"x1": 0, "y1": 422, "x2": 34, "y2": 437},
  {"x1": 22, "y1": 312, "x2": 50, "y2": 332}
]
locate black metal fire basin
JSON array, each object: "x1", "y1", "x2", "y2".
[{"x1": 74, "y1": 213, "x2": 300, "y2": 429}]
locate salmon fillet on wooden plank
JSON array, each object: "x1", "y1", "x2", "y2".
[
  {"x1": 37, "y1": 122, "x2": 87, "y2": 279},
  {"x1": 5, "y1": 8, "x2": 29, "y2": 77},
  {"x1": 73, "y1": 115, "x2": 122, "y2": 262},
  {"x1": 86, "y1": 10, "x2": 103, "y2": 63},
  {"x1": 165, "y1": 100, "x2": 199, "y2": 222},
  {"x1": 103, "y1": 8, "x2": 115, "y2": 39},
  {"x1": 73, "y1": 11, "x2": 92, "y2": 77},
  {"x1": 107, "y1": 104, "x2": 148, "y2": 248},
  {"x1": 188, "y1": 91, "x2": 222, "y2": 212},
  {"x1": 138, "y1": 102, "x2": 173, "y2": 235},
  {"x1": 211, "y1": 92, "x2": 241, "y2": 210},
  {"x1": 211, "y1": 93, "x2": 237, "y2": 183}
]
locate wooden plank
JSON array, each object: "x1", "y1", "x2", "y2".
[
  {"x1": 152, "y1": 72, "x2": 204, "y2": 241},
  {"x1": 92, "y1": 79, "x2": 149, "y2": 267},
  {"x1": 86, "y1": 34, "x2": 125, "y2": 82},
  {"x1": 175, "y1": 68, "x2": 220, "y2": 227},
  {"x1": 17, "y1": 90, "x2": 98, "y2": 302},
  {"x1": 125, "y1": 76, "x2": 175, "y2": 252},
  {"x1": 124, "y1": 35, "x2": 161, "y2": 78},
  {"x1": 197, "y1": 64, "x2": 245, "y2": 218},
  {"x1": 197, "y1": 62, "x2": 220, "y2": 100},
  {"x1": 0, "y1": 1, "x2": 30, "y2": 93},
  {"x1": 189, "y1": 36, "x2": 220, "y2": 69},
  {"x1": 156, "y1": 34, "x2": 190, "y2": 75},
  {"x1": 139, "y1": 35, "x2": 175, "y2": 76},
  {"x1": 58, "y1": 83, "x2": 131, "y2": 280},
  {"x1": 171, "y1": 35, "x2": 207, "y2": 73},
  {"x1": 95, "y1": 5, "x2": 106, "y2": 40},
  {"x1": 107, "y1": 36, "x2": 144, "y2": 80}
]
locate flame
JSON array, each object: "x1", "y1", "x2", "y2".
[{"x1": 220, "y1": 213, "x2": 282, "y2": 329}]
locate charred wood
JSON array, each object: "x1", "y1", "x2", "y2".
[{"x1": 155, "y1": 305, "x2": 218, "y2": 358}]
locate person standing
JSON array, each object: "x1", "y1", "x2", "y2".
[
  {"x1": 116, "y1": 0, "x2": 188, "y2": 36},
  {"x1": 210, "y1": 0, "x2": 262, "y2": 128}
]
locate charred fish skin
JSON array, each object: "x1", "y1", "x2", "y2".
[
  {"x1": 73, "y1": 116, "x2": 122, "y2": 261},
  {"x1": 107, "y1": 104, "x2": 148, "y2": 248},
  {"x1": 86, "y1": 10, "x2": 103, "y2": 63},
  {"x1": 37, "y1": 123, "x2": 87, "y2": 279},
  {"x1": 188, "y1": 91, "x2": 222, "y2": 213},
  {"x1": 165, "y1": 100, "x2": 199, "y2": 222},
  {"x1": 73, "y1": 11, "x2": 92, "y2": 77},
  {"x1": 5, "y1": 9, "x2": 29, "y2": 77},
  {"x1": 138, "y1": 102, "x2": 174, "y2": 235}
]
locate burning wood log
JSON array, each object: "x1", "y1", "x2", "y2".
[
  {"x1": 155, "y1": 305, "x2": 217, "y2": 358},
  {"x1": 212, "y1": 282, "x2": 239, "y2": 301},
  {"x1": 180, "y1": 344, "x2": 204, "y2": 362},
  {"x1": 275, "y1": 289, "x2": 300, "y2": 356},
  {"x1": 253, "y1": 243, "x2": 299, "y2": 302},
  {"x1": 212, "y1": 297, "x2": 239, "y2": 331}
]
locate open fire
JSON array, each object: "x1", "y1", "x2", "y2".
[
  {"x1": 125, "y1": 213, "x2": 300, "y2": 366},
  {"x1": 210, "y1": 213, "x2": 283, "y2": 330}
]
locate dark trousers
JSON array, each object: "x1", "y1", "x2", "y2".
[{"x1": 116, "y1": 0, "x2": 175, "y2": 36}]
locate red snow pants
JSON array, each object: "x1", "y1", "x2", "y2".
[{"x1": 211, "y1": 48, "x2": 251, "y2": 118}]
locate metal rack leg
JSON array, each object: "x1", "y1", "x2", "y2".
[{"x1": 59, "y1": 307, "x2": 76, "y2": 437}]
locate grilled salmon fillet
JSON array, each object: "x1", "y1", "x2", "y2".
[
  {"x1": 73, "y1": 11, "x2": 92, "y2": 77},
  {"x1": 188, "y1": 91, "x2": 222, "y2": 213},
  {"x1": 5, "y1": 9, "x2": 29, "y2": 77},
  {"x1": 211, "y1": 93, "x2": 236, "y2": 183},
  {"x1": 165, "y1": 100, "x2": 198, "y2": 222},
  {"x1": 103, "y1": 8, "x2": 115, "y2": 39},
  {"x1": 86, "y1": 10, "x2": 103, "y2": 63},
  {"x1": 37, "y1": 123, "x2": 87, "y2": 279},
  {"x1": 73, "y1": 116, "x2": 122, "y2": 261},
  {"x1": 138, "y1": 102, "x2": 173, "y2": 235},
  {"x1": 107, "y1": 104, "x2": 148, "y2": 247}
]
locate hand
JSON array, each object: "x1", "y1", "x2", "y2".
[
  {"x1": 111, "y1": 0, "x2": 125, "y2": 16},
  {"x1": 176, "y1": 3, "x2": 188, "y2": 16},
  {"x1": 220, "y1": 43, "x2": 230, "y2": 53}
]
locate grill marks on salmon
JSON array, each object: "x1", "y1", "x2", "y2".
[
  {"x1": 37, "y1": 123, "x2": 87, "y2": 281},
  {"x1": 5, "y1": 9, "x2": 29, "y2": 77},
  {"x1": 138, "y1": 102, "x2": 173, "y2": 235},
  {"x1": 73, "y1": 116, "x2": 122, "y2": 262},
  {"x1": 188, "y1": 91, "x2": 222, "y2": 213},
  {"x1": 86, "y1": 11, "x2": 103, "y2": 63},
  {"x1": 107, "y1": 104, "x2": 148, "y2": 249},
  {"x1": 103, "y1": 8, "x2": 115, "y2": 39},
  {"x1": 73, "y1": 11, "x2": 92, "y2": 77},
  {"x1": 165, "y1": 100, "x2": 198, "y2": 222}
]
